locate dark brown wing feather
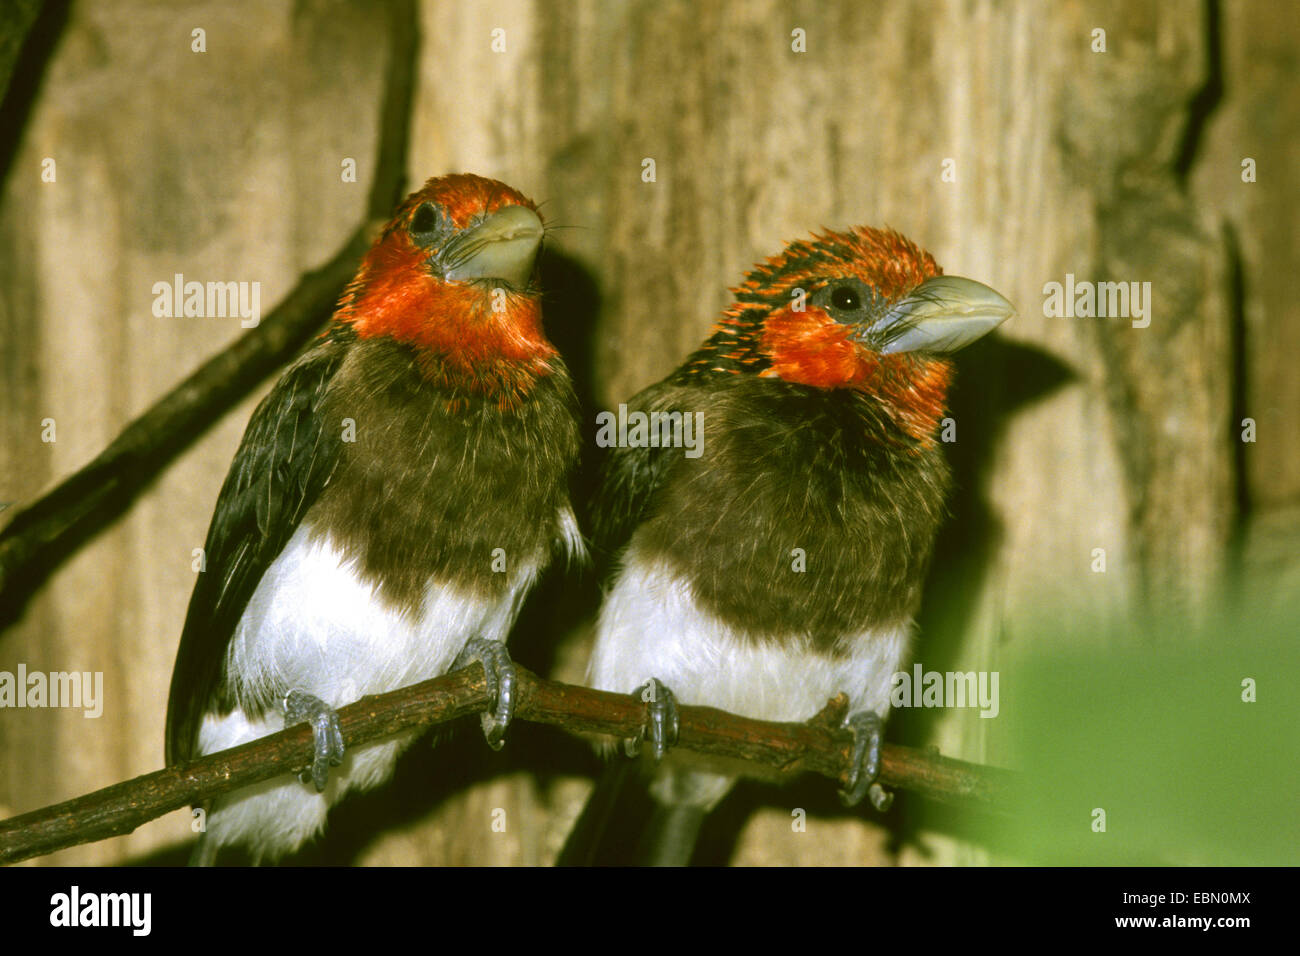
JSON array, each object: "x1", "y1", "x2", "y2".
[{"x1": 164, "y1": 329, "x2": 350, "y2": 764}]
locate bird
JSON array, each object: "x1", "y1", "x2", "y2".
[
  {"x1": 561, "y1": 224, "x2": 1013, "y2": 865},
  {"x1": 165, "y1": 173, "x2": 583, "y2": 864}
]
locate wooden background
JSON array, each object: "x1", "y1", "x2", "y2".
[{"x1": 0, "y1": 0, "x2": 1294, "y2": 865}]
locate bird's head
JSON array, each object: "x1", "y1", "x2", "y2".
[
  {"x1": 335, "y1": 173, "x2": 555, "y2": 399},
  {"x1": 683, "y1": 226, "x2": 1014, "y2": 440}
]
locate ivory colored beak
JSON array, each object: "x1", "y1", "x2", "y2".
[
  {"x1": 870, "y1": 276, "x2": 1015, "y2": 355},
  {"x1": 443, "y1": 205, "x2": 544, "y2": 289}
]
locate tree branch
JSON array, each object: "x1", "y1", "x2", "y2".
[
  {"x1": 0, "y1": 0, "x2": 420, "y2": 626},
  {"x1": 0, "y1": 223, "x2": 370, "y2": 619},
  {"x1": 0, "y1": 665, "x2": 1016, "y2": 865}
]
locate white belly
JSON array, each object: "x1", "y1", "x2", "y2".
[
  {"x1": 197, "y1": 523, "x2": 543, "y2": 861},
  {"x1": 587, "y1": 541, "x2": 910, "y2": 808},
  {"x1": 589, "y1": 542, "x2": 909, "y2": 721}
]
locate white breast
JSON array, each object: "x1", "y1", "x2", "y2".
[
  {"x1": 221, "y1": 523, "x2": 540, "y2": 713},
  {"x1": 196, "y1": 520, "x2": 550, "y2": 861},
  {"x1": 588, "y1": 539, "x2": 910, "y2": 724}
]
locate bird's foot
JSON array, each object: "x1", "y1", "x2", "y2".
[
  {"x1": 624, "y1": 678, "x2": 680, "y2": 762},
  {"x1": 839, "y1": 709, "x2": 893, "y2": 811},
  {"x1": 453, "y1": 637, "x2": 516, "y2": 751},
  {"x1": 283, "y1": 690, "x2": 345, "y2": 793}
]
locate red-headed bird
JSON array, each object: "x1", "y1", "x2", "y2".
[
  {"x1": 166, "y1": 173, "x2": 582, "y2": 864},
  {"x1": 563, "y1": 225, "x2": 1013, "y2": 864}
]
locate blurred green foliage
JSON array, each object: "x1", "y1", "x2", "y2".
[{"x1": 989, "y1": 595, "x2": 1298, "y2": 865}]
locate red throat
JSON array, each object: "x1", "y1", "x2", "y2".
[
  {"x1": 335, "y1": 240, "x2": 556, "y2": 407},
  {"x1": 760, "y1": 305, "x2": 952, "y2": 442}
]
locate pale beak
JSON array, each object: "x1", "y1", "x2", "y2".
[
  {"x1": 442, "y1": 205, "x2": 544, "y2": 289},
  {"x1": 868, "y1": 275, "x2": 1015, "y2": 355}
]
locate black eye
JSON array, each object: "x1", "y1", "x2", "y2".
[
  {"x1": 830, "y1": 286, "x2": 861, "y2": 311},
  {"x1": 409, "y1": 202, "x2": 439, "y2": 240}
]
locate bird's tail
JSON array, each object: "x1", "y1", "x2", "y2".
[
  {"x1": 188, "y1": 830, "x2": 218, "y2": 867},
  {"x1": 557, "y1": 755, "x2": 713, "y2": 866},
  {"x1": 638, "y1": 803, "x2": 708, "y2": 866},
  {"x1": 556, "y1": 755, "x2": 639, "y2": 865}
]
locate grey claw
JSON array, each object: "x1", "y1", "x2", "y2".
[
  {"x1": 624, "y1": 679, "x2": 679, "y2": 762},
  {"x1": 283, "y1": 690, "x2": 345, "y2": 792},
  {"x1": 454, "y1": 638, "x2": 516, "y2": 751},
  {"x1": 839, "y1": 709, "x2": 890, "y2": 809},
  {"x1": 868, "y1": 781, "x2": 894, "y2": 812}
]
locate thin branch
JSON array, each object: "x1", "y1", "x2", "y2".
[
  {"x1": 0, "y1": 0, "x2": 72, "y2": 191},
  {"x1": 367, "y1": 0, "x2": 420, "y2": 219},
  {"x1": 0, "y1": 224, "x2": 369, "y2": 619},
  {"x1": 0, "y1": 665, "x2": 1017, "y2": 865},
  {"x1": 0, "y1": 0, "x2": 420, "y2": 624}
]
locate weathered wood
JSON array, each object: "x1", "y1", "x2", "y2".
[{"x1": 0, "y1": 0, "x2": 1292, "y2": 866}]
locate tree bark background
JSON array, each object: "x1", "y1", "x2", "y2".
[{"x1": 0, "y1": 0, "x2": 1293, "y2": 865}]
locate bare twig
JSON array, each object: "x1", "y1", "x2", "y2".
[
  {"x1": 0, "y1": 0, "x2": 420, "y2": 624},
  {"x1": 0, "y1": 0, "x2": 71, "y2": 189},
  {"x1": 0, "y1": 665, "x2": 1016, "y2": 865},
  {"x1": 0, "y1": 224, "x2": 371, "y2": 619}
]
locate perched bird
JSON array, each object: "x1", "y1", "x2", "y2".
[
  {"x1": 166, "y1": 173, "x2": 582, "y2": 864},
  {"x1": 562, "y1": 225, "x2": 1013, "y2": 864}
]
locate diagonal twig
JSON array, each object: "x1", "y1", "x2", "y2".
[{"x1": 0, "y1": 0, "x2": 420, "y2": 626}]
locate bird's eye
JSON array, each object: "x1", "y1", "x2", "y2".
[
  {"x1": 409, "y1": 202, "x2": 439, "y2": 241},
  {"x1": 830, "y1": 286, "x2": 861, "y2": 311}
]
